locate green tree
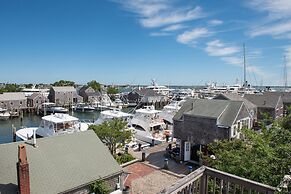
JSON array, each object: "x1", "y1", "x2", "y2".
[
  {"x1": 203, "y1": 115, "x2": 291, "y2": 188},
  {"x1": 107, "y1": 87, "x2": 119, "y2": 95},
  {"x1": 89, "y1": 119, "x2": 132, "y2": 155},
  {"x1": 89, "y1": 180, "x2": 110, "y2": 194},
  {"x1": 87, "y1": 80, "x2": 101, "y2": 91},
  {"x1": 52, "y1": 80, "x2": 75, "y2": 86},
  {"x1": 0, "y1": 83, "x2": 21, "y2": 93}
]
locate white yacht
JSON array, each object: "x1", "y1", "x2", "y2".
[
  {"x1": 159, "y1": 100, "x2": 186, "y2": 126},
  {"x1": 131, "y1": 106, "x2": 168, "y2": 145},
  {"x1": 16, "y1": 113, "x2": 89, "y2": 140},
  {"x1": 94, "y1": 109, "x2": 133, "y2": 125},
  {"x1": 73, "y1": 103, "x2": 95, "y2": 112},
  {"x1": 40, "y1": 102, "x2": 69, "y2": 115},
  {"x1": 0, "y1": 108, "x2": 10, "y2": 120},
  {"x1": 145, "y1": 79, "x2": 173, "y2": 96},
  {"x1": 92, "y1": 94, "x2": 116, "y2": 110}
]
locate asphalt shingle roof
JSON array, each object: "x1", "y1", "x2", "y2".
[
  {"x1": 52, "y1": 86, "x2": 76, "y2": 92},
  {"x1": 244, "y1": 93, "x2": 281, "y2": 108},
  {"x1": 174, "y1": 99, "x2": 243, "y2": 127},
  {"x1": 0, "y1": 92, "x2": 26, "y2": 101},
  {"x1": 0, "y1": 130, "x2": 122, "y2": 194}
]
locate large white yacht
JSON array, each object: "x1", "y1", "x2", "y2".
[
  {"x1": 131, "y1": 106, "x2": 168, "y2": 145},
  {"x1": 0, "y1": 108, "x2": 10, "y2": 120},
  {"x1": 16, "y1": 113, "x2": 89, "y2": 140},
  {"x1": 145, "y1": 79, "x2": 173, "y2": 96},
  {"x1": 94, "y1": 109, "x2": 133, "y2": 125}
]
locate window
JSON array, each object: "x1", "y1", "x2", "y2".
[{"x1": 20, "y1": 101, "x2": 22, "y2": 105}]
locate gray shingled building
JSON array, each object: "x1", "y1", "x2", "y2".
[
  {"x1": 48, "y1": 86, "x2": 83, "y2": 106},
  {"x1": 0, "y1": 92, "x2": 27, "y2": 111},
  {"x1": 173, "y1": 99, "x2": 251, "y2": 162},
  {"x1": 0, "y1": 130, "x2": 123, "y2": 194},
  {"x1": 78, "y1": 86, "x2": 102, "y2": 103},
  {"x1": 244, "y1": 93, "x2": 284, "y2": 121},
  {"x1": 27, "y1": 93, "x2": 49, "y2": 108},
  {"x1": 214, "y1": 93, "x2": 257, "y2": 127}
]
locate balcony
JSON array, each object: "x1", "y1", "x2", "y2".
[{"x1": 160, "y1": 166, "x2": 276, "y2": 194}]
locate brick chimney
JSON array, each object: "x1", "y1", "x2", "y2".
[{"x1": 17, "y1": 144, "x2": 30, "y2": 194}]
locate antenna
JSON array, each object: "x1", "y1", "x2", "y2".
[{"x1": 283, "y1": 55, "x2": 288, "y2": 90}]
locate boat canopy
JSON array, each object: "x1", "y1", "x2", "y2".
[
  {"x1": 42, "y1": 114, "x2": 79, "y2": 123},
  {"x1": 101, "y1": 110, "x2": 132, "y2": 118}
]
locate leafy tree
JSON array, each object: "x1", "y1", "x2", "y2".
[
  {"x1": 89, "y1": 119, "x2": 132, "y2": 155},
  {"x1": 87, "y1": 80, "x2": 101, "y2": 91},
  {"x1": 0, "y1": 83, "x2": 21, "y2": 93},
  {"x1": 203, "y1": 114, "x2": 291, "y2": 188},
  {"x1": 52, "y1": 80, "x2": 75, "y2": 86},
  {"x1": 107, "y1": 87, "x2": 119, "y2": 95},
  {"x1": 89, "y1": 179, "x2": 110, "y2": 194}
]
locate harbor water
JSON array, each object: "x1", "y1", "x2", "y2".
[{"x1": 0, "y1": 110, "x2": 100, "y2": 144}]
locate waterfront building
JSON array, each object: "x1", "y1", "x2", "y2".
[
  {"x1": 48, "y1": 86, "x2": 83, "y2": 106},
  {"x1": 27, "y1": 92, "x2": 49, "y2": 109},
  {"x1": 0, "y1": 92, "x2": 27, "y2": 111},
  {"x1": 78, "y1": 85, "x2": 102, "y2": 103},
  {"x1": 0, "y1": 130, "x2": 123, "y2": 194},
  {"x1": 173, "y1": 99, "x2": 251, "y2": 162}
]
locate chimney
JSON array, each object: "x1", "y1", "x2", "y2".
[{"x1": 17, "y1": 144, "x2": 30, "y2": 194}]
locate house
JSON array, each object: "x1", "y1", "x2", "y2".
[
  {"x1": 214, "y1": 93, "x2": 257, "y2": 127},
  {"x1": 173, "y1": 99, "x2": 251, "y2": 162},
  {"x1": 78, "y1": 86, "x2": 102, "y2": 103},
  {"x1": 48, "y1": 86, "x2": 83, "y2": 106},
  {"x1": 244, "y1": 93, "x2": 284, "y2": 121},
  {"x1": 267, "y1": 92, "x2": 291, "y2": 115},
  {"x1": 0, "y1": 92, "x2": 27, "y2": 111},
  {"x1": 27, "y1": 93, "x2": 49, "y2": 108},
  {"x1": 0, "y1": 130, "x2": 123, "y2": 194},
  {"x1": 125, "y1": 88, "x2": 169, "y2": 107}
]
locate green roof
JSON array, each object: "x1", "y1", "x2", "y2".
[
  {"x1": 174, "y1": 99, "x2": 243, "y2": 127},
  {"x1": 0, "y1": 130, "x2": 122, "y2": 194}
]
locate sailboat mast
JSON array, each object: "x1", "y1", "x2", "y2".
[
  {"x1": 243, "y1": 43, "x2": 246, "y2": 88},
  {"x1": 283, "y1": 55, "x2": 288, "y2": 90}
]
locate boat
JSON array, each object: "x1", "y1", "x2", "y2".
[
  {"x1": 72, "y1": 103, "x2": 95, "y2": 112},
  {"x1": 145, "y1": 79, "x2": 173, "y2": 96},
  {"x1": 0, "y1": 108, "x2": 10, "y2": 120},
  {"x1": 16, "y1": 113, "x2": 89, "y2": 140},
  {"x1": 92, "y1": 94, "x2": 117, "y2": 110},
  {"x1": 131, "y1": 105, "x2": 169, "y2": 145},
  {"x1": 114, "y1": 98, "x2": 128, "y2": 108},
  {"x1": 40, "y1": 102, "x2": 69, "y2": 115},
  {"x1": 159, "y1": 100, "x2": 186, "y2": 126},
  {"x1": 94, "y1": 108, "x2": 133, "y2": 125}
]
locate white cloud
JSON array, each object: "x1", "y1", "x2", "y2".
[
  {"x1": 150, "y1": 32, "x2": 171, "y2": 37},
  {"x1": 113, "y1": 1, "x2": 205, "y2": 28},
  {"x1": 208, "y1": 19, "x2": 223, "y2": 26},
  {"x1": 221, "y1": 56, "x2": 242, "y2": 66},
  {"x1": 140, "y1": 7, "x2": 204, "y2": 28},
  {"x1": 177, "y1": 28, "x2": 211, "y2": 45},
  {"x1": 205, "y1": 40, "x2": 240, "y2": 57},
  {"x1": 162, "y1": 24, "x2": 187, "y2": 32},
  {"x1": 285, "y1": 46, "x2": 291, "y2": 67},
  {"x1": 250, "y1": 20, "x2": 291, "y2": 38}
]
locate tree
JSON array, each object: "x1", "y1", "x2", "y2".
[
  {"x1": 203, "y1": 114, "x2": 291, "y2": 188},
  {"x1": 87, "y1": 80, "x2": 101, "y2": 91},
  {"x1": 89, "y1": 119, "x2": 132, "y2": 155},
  {"x1": 107, "y1": 87, "x2": 119, "y2": 95},
  {"x1": 52, "y1": 80, "x2": 75, "y2": 86},
  {"x1": 89, "y1": 180, "x2": 110, "y2": 194},
  {"x1": 0, "y1": 83, "x2": 21, "y2": 93}
]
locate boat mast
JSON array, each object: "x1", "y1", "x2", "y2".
[
  {"x1": 283, "y1": 55, "x2": 288, "y2": 90},
  {"x1": 243, "y1": 43, "x2": 246, "y2": 88}
]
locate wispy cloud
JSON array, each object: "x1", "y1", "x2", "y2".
[
  {"x1": 150, "y1": 32, "x2": 171, "y2": 37},
  {"x1": 205, "y1": 40, "x2": 240, "y2": 57},
  {"x1": 114, "y1": 1, "x2": 205, "y2": 28},
  {"x1": 208, "y1": 19, "x2": 223, "y2": 26},
  {"x1": 247, "y1": 0, "x2": 291, "y2": 38},
  {"x1": 177, "y1": 28, "x2": 211, "y2": 45},
  {"x1": 162, "y1": 24, "x2": 187, "y2": 32}
]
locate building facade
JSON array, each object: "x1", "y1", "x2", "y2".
[
  {"x1": 0, "y1": 92, "x2": 27, "y2": 111},
  {"x1": 27, "y1": 92, "x2": 49, "y2": 108},
  {"x1": 48, "y1": 86, "x2": 83, "y2": 106}
]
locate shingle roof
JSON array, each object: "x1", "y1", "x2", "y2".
[
  {"x1": 135, "y1": 88, "x2": 160, "y2": 97},
  {"x1": 0, "y1": 92, "x2": 26, "y2": 101},
  {"x1": 214, "y1": 93, "x2": 256, "y2": 110},
  {"x1": 244, "y1": 93, "x2": 281, "y2": 108},
  {"x1": 174, "y1": 99, "x2": 243, "y2": 127},
  {"x1": 0, "y1": 130, "x2": 122, "y2": 194},
  {"x1": 52, "y1": 86, "x2": 76, "y2": 92}
]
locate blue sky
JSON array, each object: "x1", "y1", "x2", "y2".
[{"x1": 0, "y1": 0, "x2": 290, "y2": 86}]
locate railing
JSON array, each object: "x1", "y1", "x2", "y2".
[{"x1": 160, "y1": 166, "x2": 277, "y2": 194}]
